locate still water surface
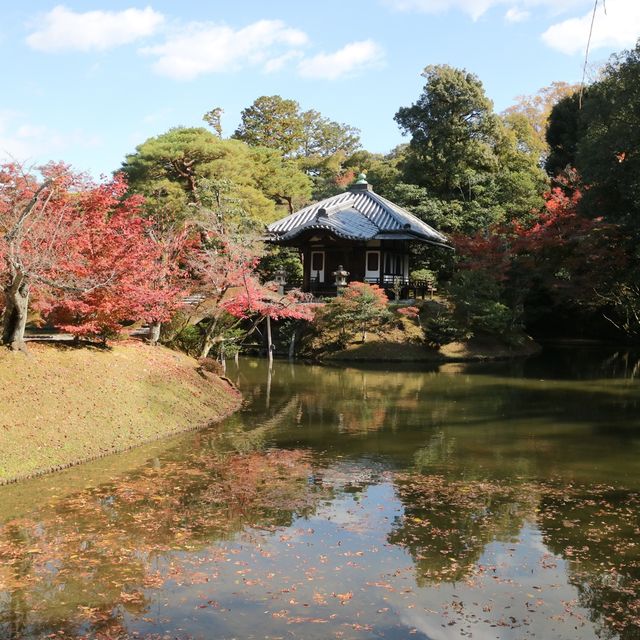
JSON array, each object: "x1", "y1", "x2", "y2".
[{"x1": 1, "y1": 347, "x2": 640, "y2": 639}]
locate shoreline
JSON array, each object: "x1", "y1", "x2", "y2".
[
  {"x1": 311, "y1": 335, "x2": 543, "y2": 363},
  {"x1": 0, "y1": 402, "x2": 240, "y2": 487}
]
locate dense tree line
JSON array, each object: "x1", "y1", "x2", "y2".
[
  {"x1": 2, "y1": 40, "x2": 639, "y2": 353},
  {"x1": 0, "y1": 161, "x2": 310, "y2": 355},
  {"x1": 380, "y1": 45, "x2": 640, "y2": 341},
  {"x1": 542, "y1": 41, "x2": 640, "y2": 337}
]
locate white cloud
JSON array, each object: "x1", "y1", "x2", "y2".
[
  {"x1": 0, "y1": 111, "x2": 102, "y2": 164},
  {"x1": 264, "y1": 50, "x2": 304, "y2": 73},
  {"x1": 383, "y1": 0, "x2": 498, "y2": 20},
  {"x1": 542, "y1": 0, "x2": 640, "y2": 55},
  {"x1": 297, "y1": 40, "x2": 385, "y2": 80},
  {"x1": 382, "y1": 0, "x2": 589, "y2": 21},
  {"x1": 141, "y1": 19, "x2": 308, "y2": 80},
  {"x1": 26, "y1": 5, "x2": 164, "y2": 52},
  {"x1": 505, "y1": 7, "x2": 530, "y2": 22},
  {"x1": 26, "y1": 9, "x2": 387, "y2": 82}
]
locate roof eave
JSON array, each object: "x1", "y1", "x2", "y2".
[
  {"x1": 373, "y1": 229, "x2": 451, "y2": 247},
  {"x1": 410, "y1": 233, "x2": 453, "y2": 249},
  {"x1": 275, "y1": 226, "x2": 374, "y2": 243},
  {"x1": 267, "y1": 232, "x2": 453, "y2": 250}
]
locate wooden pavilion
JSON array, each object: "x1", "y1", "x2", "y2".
[{"x1": 266, "y1": 174, "x2": 450, "y2": 297}]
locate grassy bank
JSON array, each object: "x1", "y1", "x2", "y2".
[{"x1": 0, "y1": 341, "x2": 242, "y2": 484}]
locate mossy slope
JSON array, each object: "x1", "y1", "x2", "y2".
[{"x1": 0, "y1": 342, "x2": 241, "y2": 484}]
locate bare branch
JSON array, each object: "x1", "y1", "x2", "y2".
[{"x1": 5, "y1": 180, "x2": 53, "y2": 243}]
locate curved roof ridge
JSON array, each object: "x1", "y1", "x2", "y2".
[
  {"x1": 267, "y1": 186, "x2": 450, "y2": 248},
  {"x1": 267, "y1": 191, "x2": 357, "y2": 233},
  {"x1": 365, "y1": 190, "x2": 447, "y2": 243},
  {"x1": 279, "y1": 208, "x2": 378, "y2": 242}
]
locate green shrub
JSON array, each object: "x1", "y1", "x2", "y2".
[
  {"x1": 425, "y1": 312, "x2": 467, "y2": 346},
  {"x1": 258, "y1": 246, "x2": 303, "y2": 284},
  {"x1": 448, "y1": 270, "x2": 518, "y2": 337},
  {"x1": 410, "y1": 268, "x2": 437, "y2": 286},
  {"x1": 164, "y1": 320, "x2": 202, "y2": 356},
  {"x1": 316, "y1": 282, "x2": 390, "y2": 343}
]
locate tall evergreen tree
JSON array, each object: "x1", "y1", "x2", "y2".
[
  {"x1": 394, "y1": 65, "x2": 547, "y2": 233},
  {"x1": 232, "y1": 95, "x2": 360, "y2": 199},
  {"x1": 577, "y1": 42, "x2": 640, "y2": 230},
  {"x1": 122, "y1": 127, "x2": 311, "y2": 227},
  {"x1": 546, "y1": 40, "x2": 640, "y2": 231}
]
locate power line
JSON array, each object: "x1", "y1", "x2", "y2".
[{"x1": 579, "y1": 0, "x2": 600, "y2": 109}]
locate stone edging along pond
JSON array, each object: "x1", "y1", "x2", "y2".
[{"x1": 0, "y1": 341, "x2": 243, "y2": 486}]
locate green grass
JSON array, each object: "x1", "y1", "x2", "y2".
[{"x1": 0, "y1": 341, "x2": 241, "y2": 484}]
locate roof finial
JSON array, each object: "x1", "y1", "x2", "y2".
[{"x1": 348, "y1": 171, "x2": 373, "y2": 193}]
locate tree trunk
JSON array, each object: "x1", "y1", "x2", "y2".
[
  {"x1": 199, "y1": 315, "x2": 220, "y2": 359},
  {"x1": 1, "y1": 278, "x2": 30, "y2": 351},
  {"x1": 148, "y1": 321, "x2": 162, "y2": 345},
  {"x1": 200, "y1": 335, "x2": 214, "y2": 359}
]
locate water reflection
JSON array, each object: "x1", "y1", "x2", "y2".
[
  {"x1": 389, "y1": 475, "x2": 538, "y2": 585},
  {"x1": 240, "y1": 354, "x2": 640, "y2": 483},
  {"x1": 0, "y1": 349, "x2": 639, "y2": 639},
  {"x1": 538, "y1": 487, "x2": 640, "y2": 639},
  {"x1": 0, "y1": 446, "x2": 321, "y2": 639}
]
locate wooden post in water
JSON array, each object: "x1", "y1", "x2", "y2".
[
  {"x1": 288, "y1": 331, "x2": 296, "y2": 361},
  {"x1": 266, "y1": 363, "x2": 272, "y2": 410},
  {"x1": 266, "y1": 315, "x2": 274, "y2": 366}
]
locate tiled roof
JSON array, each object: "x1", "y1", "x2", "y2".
[
  {"x1": 267, "y1": 187, "x2": 449, "y2": 246},
  {"x1": 277, "y1": 208, "x2": 380, "y2": 241}
]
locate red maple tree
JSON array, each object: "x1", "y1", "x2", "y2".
[
  {"x1": 1, "y1": 163, "x2": 82, "y2": 349},
  {"x1": 451, "y1": 172, "x2": 625, "y2": 321},
  {"x1": 222, "y1": 278, "x2": 314, "y2": 322},
  {"x1": 1, "y1": 164, "x2": 185, "y2": 348},
  {"x1": 36, "y1": 174, "x2": 185, "y2": 341},
  {"x1": 187, "y1": 231, "x2": 261, "y2": 358}
]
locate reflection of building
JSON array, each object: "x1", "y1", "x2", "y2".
[{"x1": 266, "y1": 174, "x2": 450, "y2": 297}]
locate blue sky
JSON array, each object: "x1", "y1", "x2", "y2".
[{"x1": 1, "y1": 0, "x2": 639, "y2": 177}]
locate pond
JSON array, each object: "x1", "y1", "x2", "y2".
[{"x1": 1, "y1": 346, "x2": 640, "y2": 639}]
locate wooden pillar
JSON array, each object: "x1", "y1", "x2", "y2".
[{"x1": 302, "y1": 248, "x2": 310, "y2": 291}]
